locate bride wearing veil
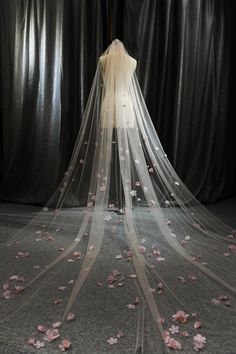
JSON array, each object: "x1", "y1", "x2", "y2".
[{"x1": 0, "y1": 39, "x2": 236, "y2": 353}]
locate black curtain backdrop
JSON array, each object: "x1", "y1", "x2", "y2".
[{"x1": 0, "y1": 0, "x2": 235, "y2": 205}]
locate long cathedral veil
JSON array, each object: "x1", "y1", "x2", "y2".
[{"x1": 0, "y1": 39, "x2": 236, "y2": 353}]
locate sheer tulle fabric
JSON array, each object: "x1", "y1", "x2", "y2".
[{"x1": 0, "y1": 39, "x2": 236, "y2": 353}]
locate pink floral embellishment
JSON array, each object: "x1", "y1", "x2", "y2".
[
  {"x1": 173, "y1": 310, "x2": 189, "y2": 323},
  {"x1": 193, "y1": 334, "x2": 206, "y2": 351},
  {"x1": 169, "y1": 325, "x2": 179, "y2": 334}
]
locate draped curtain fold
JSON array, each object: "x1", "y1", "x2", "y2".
[{"x1": 0, "y1": 0, "x2": 235, "y2": 204}]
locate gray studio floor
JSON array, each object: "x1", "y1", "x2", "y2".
[{"x1": 0, "y1": 195, "x2": 236, "y2": 354}]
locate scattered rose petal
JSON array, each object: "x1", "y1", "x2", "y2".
[
  {"x1": 9, "y1": 275, "x2": 25, "y2": 282},
  {"x1": 167, "y1": 338, "x2": 182, "y2": 350},
  {"x1": 139, "y1": 245, "x2": 146, "y2": 254},
  {"x1": 54, "y1": 298, "x2": 63, "y2": 305},
  {"x1": 129, "y1": 274, "x2": 137, "y2": 279},
  {"x1": 52, "y1": 321, "x2": 62, "y2": 328},
  {"x1": 193, "y1": 334, "x2": 206, "y2": 351},
  {"x1": 34, "y1": 340, "x2": 45, "y2": 349},
  {"x1": 173, "y1": 311, "x2": 189, "y2": 323},
  {"x1": 58, "y1": 339, "x2": 71, "y2": 351},
  {"x1": 28, "y1": 337, "x2": 36, "y2": 346},
  {"x1": 33, "y1": 265, "x2": 41, "y2": 270},
  {"x1": 117, "y1": 330, "x2": 124, "y2": 338},
  {"x1": 3, "y1": 290, "x2": 12, "y2": 299},
  {"x1": 228, "y1": 244, "x2": 236, "y2": 253},
  {"x1": 156, "y1": 257, "x2": 165, "y2": 262},
  {"x1": 194, "y1": 321, "x2": 202, "y2": 329},
  {"x1": 14, "y1": 285, "x2": 25, "y2": 293},
  {"x1": 16, "y1": 251, "x2": 30, "y2": 258},
  {"x1": 37, "y1": 325, "x2": 47, "y2": 333},
  {"x1": 107, "y1": 337, "x2": 118, "y2": 345},
  {"x1": 115, "y1": 254, "x2": 122, "y2": 260},
  {"x1": 3, "y1": 282, "x2": 10, "y2": 290},
  {"x1": 72, "y1": 251, "x2": 81, "y2": 258},
  {"x1": 126, "y1": 304, "x2": 136, "y2": 309},
  {"x1": 67, "y1": 312, "x2": 76, "y2": 322},
  {"x1": 211, "y1": 298, "x2": 221, "y2": 305},
  {"x1": 180, "y1": 331, "x2": 189, "y2": 337},
  {"x1": 44, "y1": 328, "x2": 60, "y2": 342},
  {"x1": 58, "y1": 286, "x2": 67, "y2": 291}
]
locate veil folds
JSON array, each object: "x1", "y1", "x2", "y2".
[{"x1": 0, "y1": 39, "x2": 236, "y2": 353}]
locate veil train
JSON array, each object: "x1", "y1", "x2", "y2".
[{"x1": 0, "y1": 39, "x2": 235, "y2": 353}]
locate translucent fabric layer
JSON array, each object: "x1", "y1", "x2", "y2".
[{"x1": 0, "y1": 39, "x2": 235, "y2": 353}]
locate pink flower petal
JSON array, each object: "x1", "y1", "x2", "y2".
[
  {"x1": 167, "y1": 338, "x2": 182, "y2": 350},
  {"x1": 54, "y1": 298, "x2": 63, "y2": 305},
  {"x1": 2, "y1": 282, "x2": 10, "y2": 290},
  {"x1": 228, "y1": 244, "x2": 236, "y2": 253},
  {"x1": 3, "y1": 290, "x2": 12, "y2": 299},
  {"x1": 194, "y1": 321, "x2": 202, "y2": 329},
  {"x1": 126, "y1": 304, "x2": 136, "y2": 309},
  {"x1": 14, "y1": 285, "x2": 25, "y2": 293},
  {"x1": 34, "y1": 340, "x2": 45, "y2": 349},
  {"x1": 173, "y1": 310, "x2": 189, "y2": 323},
  {"x1": 58, "y1": 286, "x2": 67, "y2": 291},
  {"x1": 52, "y1": 321, "x2": 62, "y2": 328},
  {"x1": 116, "y1": 330, "x2": 124, "y2": 338},
  {"x1": 193, "y1": 334, "x2": 207, "y2": 351},
  {"x1": 9, "y1": 275, "x2": 25, "y2": 282},
  {"x1": 107, "y1": 337, "x2": 118, "y2": 345},
  {"x1": 37, "y1": 325, "x2": 47, "y2": 333},
  {"x1": 44, "y1": 328, "x2": 60, "y2": 342},
  {"x1": 27, "y1": 337, "x2": 36, "y2": 346},
  {"x1": 58, "y1": 339, "x2": 71, "y2": 351},
  {"x1": 67, "y1": 312, "x2": 76, "y2": 322}
]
